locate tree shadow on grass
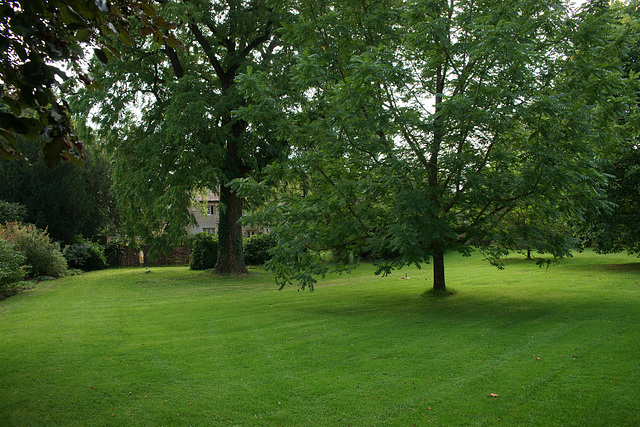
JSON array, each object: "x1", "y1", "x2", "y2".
[
  {"x1": 558, "y1": 262, "x2": 640, "y2": 276},
  {"x1": 297, "y1": 279, "x2": 639, "y2": 327},
  {"x1": 501, "y1": 257, "x2": 640, "y2": 274},
  {"x1": 591, "y1": 263, "x2": 640, "y2": 272}
]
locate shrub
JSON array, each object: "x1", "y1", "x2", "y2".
[
  {"x1": 0, "y1": 222, "x2": 67, "y2": 278},
  {"x1": 243, "y1": 233, "x2": 277, "y2": 266},
  {"x1": 190, "y1": 233, "x2": 218, "y2": 270},
  {"x1": 0, "y1": 280, "x2": 33, "y2": 300},
  {"x1": 0, "y1": 239, "x2": 26, "y2": 298},
  {"x1": 104, "y1": 238, "x2": 128, "y2": 268},
  {"x1": 0, "y1": 200, "x2": 28, "y2": 223},
  {"x1": 63, "y1": 242, "x2": 107, "y2": 271}
]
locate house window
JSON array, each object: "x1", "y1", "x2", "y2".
[
  {"x1": 207, "y1": 205, "x2": 216, "y2": 215},
  {"x1": 203, "y1": 227, "x2": 216, "y2": 234}
]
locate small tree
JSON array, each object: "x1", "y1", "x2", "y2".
[{"x1": 104, "y1": 238, "x2": 128, "y2": 268}]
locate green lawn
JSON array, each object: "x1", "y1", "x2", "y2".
[{"x1": 1, "y1": 250, "x2": 639, "y2": 426}]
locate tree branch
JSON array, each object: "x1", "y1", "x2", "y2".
[
  {"x1": 189, "y1": 22, "x2": 225, "y2": 79},
  {"x1": 383, "y1": 82, "x2": 431, "y2": 170},
  {"x1": 163, "y1": 42, "x2": 184, "y2": 79},
  {"x1": 314, "y1": 162, "x2": 373, "y2": 238},
  {"x1": 240, "y1": 26, "x2": 272, "y2": 60}
]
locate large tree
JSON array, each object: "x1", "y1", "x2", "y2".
[
  {"x1": 242, "y1": 0, "x2": 636, "y2": 291},
  {"x1": 73, "y1": 0, "x2": 292, "y2": 273}
]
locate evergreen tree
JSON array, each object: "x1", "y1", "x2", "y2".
[{"x1": 0, "y1": 140, "x2": 116, "y2": 244}]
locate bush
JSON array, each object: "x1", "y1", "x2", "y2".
[
  {"x1": 104, "y1": 238, "x2": 128, "y2": 267},
  {"x1": 0, "y1": 200, "x2": 28, "y2": 223},
  {"x1": 0, "y1": 239, "x2": 26, "y2": 298},
  {"x1": 243, "y1": 233, "x2": 277, "y2": 266},
  {"x1": 0, "y1": 281, "x2": 33, "y2": 300},
  {"x1": 190, "y1": 233, "x2": 218, "y2": 270},
  {"x1": 63, "y1": 242, "x2": 107, "y2": 271},
  {"x1": 0, "y1": 222, "x2": 67, "y2": 278}
]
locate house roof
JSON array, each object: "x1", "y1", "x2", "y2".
[{"x1": 192, "y1": 190, "x2": 220, "y2": 203}]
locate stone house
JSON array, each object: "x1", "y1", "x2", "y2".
[{"x1": 186, "y1": 191, "x2": 265, "y2": 238}]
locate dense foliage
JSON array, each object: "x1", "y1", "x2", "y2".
[
  {"x1": 0, "y1": 200, "x2": 28, "y2": 224},
  {"x1": 104, "y1": 238, "x2": 128, "y2": 268},
  {"x1": 579, "y1": 2, "x2": 640, "y2": 257},
  {"x1": 583, "y1": 146, "x2": 640, "y2": 255},
  {"x1": 0, "y1": 0, "x2": 174, "y2": 166},
  {"x1": 0, "y1": 238, "x2": 26, "y2": 294}
]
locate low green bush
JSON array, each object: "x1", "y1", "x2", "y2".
[
  {"x1": 190, "y1": 233, "x2": 218, "y2": 270},
  {"x1": 0, "y1": 281, "x2": 33, "y2": 300},
  {"x1": 243, "y1": 233, "x2": 277, "y2": 266},
  {"x1": 0, "y1": 222, "x2": 67, "y2": 278},
  {"x1": 0, "y1": 239, "x2": 26, "y2": 298},
  {"x1": 63, "y1": 242, "x2": 107, "y2": 271}
]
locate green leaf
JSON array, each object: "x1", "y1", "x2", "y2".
[
  {"x1": 41, "y1": 136, "x2": 66, "y2": 169},
  {"x1": 102, "y1": 44, "x2": 122, "y2": 61},
  {"x1": 153, "y1": 16, "x2": 177, "y2": 30},
  {"x1": 94, "y1": 48, "x2": 109, "y2": 65},
  {"x1": 2, "y1": 96, "x2": 22, "y2": 116},
  {"x1": 140, "y1": 26, "x2": 154, "y2": 37},
  {"x1": 139, "y1": 3, "x2": 157, "y2": 18},
  {"x1": 117, "y1": 27, "x2": 134, "y2": 47},
  {"x1": 75, "y1": 28, "x2": 92, "y2": 42},
  {"x1": 0, "y1": 129, "x2": 17, "y2": 146},
  {"x1": 0, "y1": 113, "x2": 42, "y2": 139},
  {"x1": 165, "y1": 35, "x2": 182, "y2": 49}
]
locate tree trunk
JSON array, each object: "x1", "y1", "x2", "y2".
[
  {"x1": 215, "y1": 185, "x2": 248, "y2": 274},
  {"x1": 432, "y1": 250, "x2": 446, "y2": 291},
  {"x1": 430, "y1": 63, "x2": 446, "y2": 293}
]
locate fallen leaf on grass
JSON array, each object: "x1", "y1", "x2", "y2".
[{"x1": 489, "y1": 393, "x2": 499, "y2": 397}]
